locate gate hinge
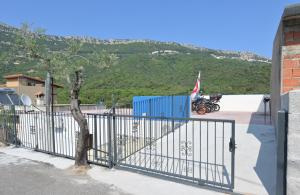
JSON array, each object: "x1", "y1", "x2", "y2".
[{"x1": 229, "y1": 138, "x2": 236, "y2": 152}]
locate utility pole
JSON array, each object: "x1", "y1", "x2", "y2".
[{"x1": 45, "y1": 72, "x2": 55, "y2": 153}]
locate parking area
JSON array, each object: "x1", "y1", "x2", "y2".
[
  {"x1": 191, "y1": 111, "x2": 276, "y2": 194},
  {"x1": 192, "y1": 111, "x2": 271, "y2": 125}
]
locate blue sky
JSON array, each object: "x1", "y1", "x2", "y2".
[{"x1": 1, "y1": 0, "x2": 299, "y2": 57}]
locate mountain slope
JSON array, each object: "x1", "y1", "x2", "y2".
[{"x1": 0, "y1": 23, "x2": 271, "y2": 105}]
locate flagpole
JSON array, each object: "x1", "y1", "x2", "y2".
[{"x1": 198, "y1": 71, "x2": 201, "y2": 92}]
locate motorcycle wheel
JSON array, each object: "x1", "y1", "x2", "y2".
[
  {"x1": 214, "y1": 104, "x2": 220, "y2": 111},
  {"x1": 205, "y1": 104, "x2": 212, "y2": 113},
  {"x1": 192, "y1": 102, "x2": 197, "y2": 111},
  {"x1": 196, "y1": 104, "x2": 206, "y2": 115}
]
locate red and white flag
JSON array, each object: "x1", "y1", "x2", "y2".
[{"x1": 191, "y1": 71, "x2": 201, "y2": 99}]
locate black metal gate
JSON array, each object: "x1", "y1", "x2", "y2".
[
  {"x1": 0, "y1": 108, "x2": 235, "y2": 191},
  {"x1": 108, "y1": 114, "x2": 236, "y2": 191}
]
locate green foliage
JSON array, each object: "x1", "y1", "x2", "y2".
[
  {"x1": 2, "y1": 23, "x2": 116, "y2": 90},
  {"x1": 0, "y1": 23, "x2": 271, "y2": 105}
]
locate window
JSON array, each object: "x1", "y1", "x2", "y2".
[{"x1": 27, "y1": 82, "x2": 35, "y2": 86}]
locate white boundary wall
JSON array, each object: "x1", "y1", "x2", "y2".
[{"x1": 201, "y1": 94, "x2": 270, "y2": 113}]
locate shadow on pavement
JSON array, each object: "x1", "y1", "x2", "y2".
[{"x1": 247, "y1": 112, "x2": 276, "y2": 195}]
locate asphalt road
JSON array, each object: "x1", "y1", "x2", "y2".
[{"x1": 0, "y1": 152, "x2": 131, "y2": 195}]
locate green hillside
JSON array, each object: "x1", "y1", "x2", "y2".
[{"x1": 0, "y1": 23, "x2": 271, "y2": 105}]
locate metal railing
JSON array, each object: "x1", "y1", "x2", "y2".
[
  {"x1": 109, "y1": 114, "x2": 235, "y2": 190},
  {"x1": 0, "y1": 109, "x2": 111, "y2": 167},
  {"x1": 0, "y1": 108, "x2": 235, "y2": 191}
]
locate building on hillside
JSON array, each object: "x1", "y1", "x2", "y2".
[{"x1": 0, "y1": 74, "x2": 63, "y2": 106}]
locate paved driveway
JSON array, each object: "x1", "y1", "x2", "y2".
[{"x1": 0, "y1": 152, "x2": 130, "y2": 195}]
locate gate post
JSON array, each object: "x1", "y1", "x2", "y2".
[
  {"x1": 12, "y1": 105, "x2": 17, "y2": 145},
  {"x1": 276, "y1": 110, "x2": 287, "y2": 195},
  {"x1": 51, "y1": 111, "x2": 56, "y2": 154},
  {"x1": 107, "y1": 114, "x2": 113, "y2": 168},
  {"x1": 230, "y1": 121, "x2": 236, "y2": 190},
  {"x1": 93, "y1": 115, "x2": 98, "y2": 160},
  {"x1": 112, "y1": 106, "x2": 117, "y2": 165}
]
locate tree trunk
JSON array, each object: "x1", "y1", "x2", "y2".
[{"x1": 70, "y1": 70, "x2": 89, "y2": 166}]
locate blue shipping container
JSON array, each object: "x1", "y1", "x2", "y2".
[{"x1": 133, "y1": 96, "x2": 190, "y2": 118}]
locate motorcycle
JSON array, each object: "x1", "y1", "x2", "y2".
[
  {"x1": 207, "y1": 94, "x2": 222, "y2": 112},
  {"x1": 191, "y1": 96, "x2": 206, "y2": 115},
  {"x1": 192, "y1": 94, "x2": 222, "y2": 114}
]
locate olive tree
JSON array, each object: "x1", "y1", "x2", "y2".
[{"x1": 14, "y1": 23, "x2": 117, "y2": 167}]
